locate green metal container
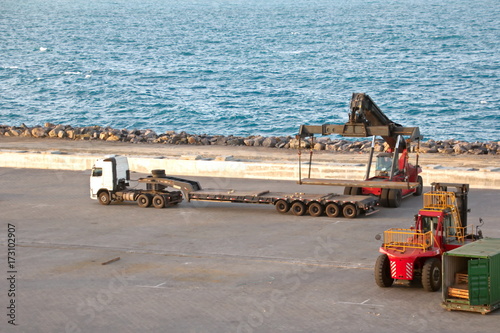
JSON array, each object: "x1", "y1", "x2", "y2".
[{"x1": 442, "y1": 238, "x2": 500, "y2": 314}]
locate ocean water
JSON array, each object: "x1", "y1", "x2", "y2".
[{"x1": 1, "y1": 0, "x2": 499, "y2": 141}]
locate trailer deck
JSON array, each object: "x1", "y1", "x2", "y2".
[{"x1": 137, "y1": 174, "x2": 379, "y2": 218}]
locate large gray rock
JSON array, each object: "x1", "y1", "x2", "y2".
[
  {"x1": 314, "y1": 142, "x2": 325, "y2": 150},
  {"x1": 289, "y1": 138, "x2": 310, "y2": 149},
  {"x1": 31, "y1": 127, "x2": 47, "y2": 138},
  {"x1": 262, "y1": 137, "x2": 277, "y2": 148},
  {"x1": 243, "y1": 139, "x2": 254, "y2": 146},
  {"x1": 454, "y1": 144, "x2": 468, "y2": 154}
]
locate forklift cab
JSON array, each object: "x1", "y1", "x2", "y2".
[
  {"x1": 421, "y1": 215, "x2": 439, "y2": 233},
  {"x1": 375, "y1": 153, "x2": 394, "y2": 177}
]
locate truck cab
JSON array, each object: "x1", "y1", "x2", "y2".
[{"x1": 90, "y1": 155, "x2": 130, "y2": 201}]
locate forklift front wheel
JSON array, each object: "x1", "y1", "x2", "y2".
[
  {"x1": 413, "y1": 176, "x2": 424, "y2": 196},
  {"x1": 374, "y1": 254, "x2": 394, "y2": 288},
  {"x1": 422, "y1": 258, "x2": 442, "y2": 292},
  {"x1": 380, "y1": 189, "x2": 390, "y2": 207},
  {"x1": 388, "y1": 189, "x2": 402, "y2": 208}
]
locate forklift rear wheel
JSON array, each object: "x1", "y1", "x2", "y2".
[
  {"x1": 343, "y1": 187, "x2": 352, "y2": 195},
  {"x1": 291, "y1": 201, "x2": 307, "y2": 216},
  {"x1": 275, "y1": 200, "x2": 290, "y2": 214},
  {"x1": 98, "y1": 191, "x2": 111, "y2": 205},
  {"x1": 308, "y1": 202, "x2": 324, "y2": 217},
  {"x1": 374, "y1": 254, "x2": 394, "y2": 288},
  {"x1": 388, "y1": 189, "x2": 402, "y2": 208},
  {"x1": 137, "y1": 194, "x2": 152, "y2": 208},
  {"x1": 325, "y1": 203, "x2": 341, "y2": 217},
  {"x1": 422, "y1": 258, "x2": 441, "y2": 292},
  {"x1": 342, "y1": 203, "x2": 358, "y2": 218},
  {"x1": 152, "y1": 195, "x2": 166, "y2": 209}
]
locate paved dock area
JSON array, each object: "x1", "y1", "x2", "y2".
[{"x1": 1, "y1": 167, "x2": 499, "y2": 332}]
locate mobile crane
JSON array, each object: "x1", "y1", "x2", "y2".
[
  {"x1": 298, "y1": 93, "x2": 423, "y2": 207},
  {"x1": 374, "y1": 183, "x2": 483, "y2": 292}
]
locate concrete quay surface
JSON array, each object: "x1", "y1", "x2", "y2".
[
  {"x1": 1, "y1": 137, "x2": 500, "y2": 188},
  {"x1": 0, "y1": 167, "x2": 499, "y2": 333}
]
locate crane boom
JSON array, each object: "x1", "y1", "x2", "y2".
[{"x1": 298, "y1": 93, "x2": 422, "y2": 148}]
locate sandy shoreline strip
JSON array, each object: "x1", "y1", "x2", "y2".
[{"x1": 1, "y1": 137, "x2": 500, "y2": 189}]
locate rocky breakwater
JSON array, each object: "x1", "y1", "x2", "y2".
[{"x1": 1, "y1": 123, "x2": 499, "y2": 155}]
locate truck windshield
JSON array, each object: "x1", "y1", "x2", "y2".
[{"x1": 92, "y1": 168, "x2": 102, "y2": 177}]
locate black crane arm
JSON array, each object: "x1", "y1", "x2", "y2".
[{"x1": 299, "y1": 93, "x2": 422, "y2": 149}]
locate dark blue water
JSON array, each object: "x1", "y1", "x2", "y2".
[{"x1": 1, "y1": 0, "x2": 499, "y2": 141}]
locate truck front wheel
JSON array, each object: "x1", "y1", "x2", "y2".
[
  {"x1": 98, "y1": 191, "x2": 111, "y2": 205},
  {"x1": 422, "y1": 258, "x2": 441, "y2": 292},
  {"x1": 375, "y1": 254, "x2": 394, "y2": 288}
]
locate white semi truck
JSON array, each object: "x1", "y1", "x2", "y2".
[{"x1": 90, "y1": 155, "x2": 379, "y2": 218}]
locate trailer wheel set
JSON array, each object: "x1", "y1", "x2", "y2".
[{"x1": 274, "y1": 200, "x2": 360, "y2": 218}]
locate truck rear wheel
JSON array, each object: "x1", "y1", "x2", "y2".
[
  {"x1": 152, "y1": 195, "x2": 166, "y2": 209},
  {"x1": 275, "y1": 200, "x2": 290, "y2": 214},
  {"x1": 375, "y1": 254, "x2": 394, "y2": 288},
  {"x1": 98, "y1": 191, "x2": 111, "y2": 205},
  {"x1": 137, "y1": 194, "x2": 152, "y2": 208},
  {"x1": 342, "y1": 203, "x2": 358, "y2": 218},
  {"x1": 422, "y1": 258, "x2": 441, "y2": 292},
  {"x1": 291, "y1": 201, "x2": 307, "y2": 216},
  {"x1": 325, "y1": 203, "x2": 341, "y2": 217},
  {"x1": 308, "y1": 202, "x2": 324, "y2": 217}
]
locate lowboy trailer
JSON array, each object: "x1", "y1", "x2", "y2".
[{"x1": 90, "y1": 156, "x2": 379, "y2": 218}]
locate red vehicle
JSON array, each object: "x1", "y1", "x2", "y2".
[
  {"x1": 374, "y1": 183, "x2": 483, "y2": 291},
  {"x1": 299, "y1": 93, "x2": 423, "y2": 207},
  {"x1": 343, "y1": 137, "x2": 423, "y2": 207}
]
